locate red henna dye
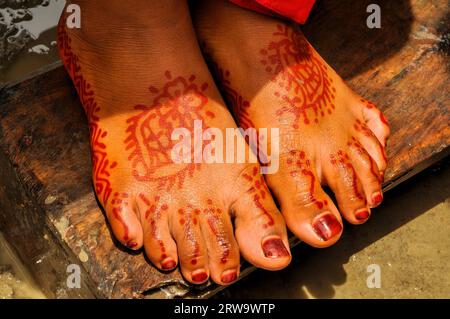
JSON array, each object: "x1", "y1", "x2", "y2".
[
  {"x1": 347, "y1": 136, "x2": 381, "y2": 182},
  {"x1": 203, "y1": 201, "x2": 231, "y2": 264},
  {"x1": 139, "y1": 194, "x2": 171, "y2": 261},
  {"x1": 330, "y1": 150, "x2": 365, "y2": 202},
  {"x1": 111, "y1": 192, "x2": 130, "y2": 242},
  {"x1": 57, "y1": 20, "x2": 116, "y2": 206},
  {"x1": 125, "y1": 71, "x2": 214, "y2": 190},
  {"x1": 313, "y1": 214, "x2": 342, "y2": 241},
  {"x1": 286, "y1": 150, "x2": 326, "y2": 209},
  {"x1": 242, "y1": 166, "x2": 275, "y2": 228},
  {"x1": 260, "y1": 24, "x2": 335, "y2": 127}
]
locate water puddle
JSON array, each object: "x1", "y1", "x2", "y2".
[{"x1": 0, "y1": 233, "x2": 45, "y2": 299}]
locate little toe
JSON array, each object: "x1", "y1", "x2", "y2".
[{"x1": 106, "y1": 192, "x2": 143, "y2": 250}]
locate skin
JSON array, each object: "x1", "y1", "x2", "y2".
[
  {"x1": 192, "y1": 0, "x2": 390, "y2": 248},
  {"x1": 60, "y1": 0, "x2": 390, "y2": 285},
  {"x1": 59, "y1": 0, "x2": 291, "y2": 286}
]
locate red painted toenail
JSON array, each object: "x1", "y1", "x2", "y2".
[
  {"x1": 221, "y1": 270, "x2": 238, "y2": 284},
  {"x1": 371, "y1": 192, "x2": 383, "y2": 207},
  {"x1": 127, "y1": 241, "x2": 138, "y2": 248},
  {"x1": 192, "y1": 269, "x2": 208, "y2": 283},
  {"x1": 161, "y1": 258, "x2": 177, "y2": 270},
  {"x1": 313, "y1": 213, "x2": 342, "y2": 241},
  {"x1": 262, "y1": 236, "x2": 290, "y2": 258},
  {"x1": 355, "y1": 209, "x2": 370, "y2": 221}
]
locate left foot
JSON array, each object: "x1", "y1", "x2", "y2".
[{"x1": 193, "y1": 0, "x2": 390, "y2": 248}]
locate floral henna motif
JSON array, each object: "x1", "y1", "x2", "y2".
[
  {"x1": 286, "y1": 150, "x2": 327, "y2": 209},
  {"x1": 57, "y1": 21, "x2": 116, "y2": 206},
  {"x1": 242, "y1": 167, "x2": 275, "y2": 229},
  {"x1": 260, "y1": 24, "x2": 335, "y2": 128},
  {"x1": 330, "y1": 150, "x2": 366, "y2": 202},
  {"x1": 125, "y1": 71, "x2": 215, "y2": 190},
  {"x1": 111, "y1": 192, "x2": 135, "y2": 246}
]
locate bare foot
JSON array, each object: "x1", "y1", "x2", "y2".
[
  {"x1": 193, "y1": 0, "x2": 390, "y2": 247},
  {"x1": 58, "y1": 0, "x2": 290, "y2": 285}
]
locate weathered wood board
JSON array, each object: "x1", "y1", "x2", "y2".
[{"x1": 0, "y1": 0, "x2": 448, "y2": 298}]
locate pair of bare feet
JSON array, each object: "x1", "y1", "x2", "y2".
[{"x1": 58, "y1": 0, "x2": 390, "y2": 286}]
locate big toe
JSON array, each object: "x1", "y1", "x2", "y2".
[{"x1": 269, "y1": 151, "x2": 344, "y2": 248}]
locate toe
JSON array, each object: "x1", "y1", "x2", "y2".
[
  {"x1": 360, "y1": 99, "x2": 391, "y2": 146},
  {"x1": 268, "y1": 151, "x2": 343, "y2": 248},
  {"x1": 171, "y1": 204, "x2": 210, "y2": 285},
  {"x1": 200, "y1": 199, "x2": 240, "y2": 285},
  {"x1": 106, "y1": 192, "x2": 143, "y2": 250},
  {"x1": 355, "y1": 123, "x2": 388, "y2": 178},
  {"x1": 232, "y1": 166, "x2": 291, "y2": 270},
  {"x1": 137, "y1": 194, "x2": 178, "y2": 271},
  {"x1": 347, "y1": 137, "x2": 384, "y2": 209},
  {"x1": 324, "y1": 150, "x2": 371, "y2": 225}
]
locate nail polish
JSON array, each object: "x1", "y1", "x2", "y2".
[
  {"x1": 262, "y1": 236, "x2": 290, "y2": 258},
  {"x1": 127, "y1": 241, "x2": 138, "y2": 248},
  {"x1": 192, "y1": 269, "x2": 208, "y2": 283},
  {"x1": 371, "y1": 192, "x2": 383, "y2": 207},
  {"x1": 313, "y1": 213, "x2": 342, "y2": 241},
  {"x1": 221, "y1": 270, "x2": 238, "y2": 284},
  {"x1": 161, "y1": 257, "x2": 177, "y2": 270},
  {"x1": 355, "y1": 209, "x2": 370, "y2": 221}
]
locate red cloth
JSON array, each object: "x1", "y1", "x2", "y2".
[{"x1": 228, "y1": 0, "x2": 316, "y2": 24}]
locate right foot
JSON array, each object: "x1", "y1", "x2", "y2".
[
  {"x1": 193, "y1": 0, "x2": 391, "y2": 248},
  {"x1": 58, "y1": 0, "x2": 290, "y2": 285}
]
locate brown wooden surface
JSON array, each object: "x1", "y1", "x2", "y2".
[{"x1": 0, "y1": 0, "x2": 449, "y2": 298}]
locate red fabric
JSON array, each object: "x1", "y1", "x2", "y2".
[{"x1": 229, "y1": 0, "x2": 316, "y2": 24}]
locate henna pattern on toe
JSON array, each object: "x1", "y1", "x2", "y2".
[
  {"x1": 347, "y1": 136, "x2": 381, "y2": 182},
  {"x1": 111, "y1": 192, "x2": 132, "y2": 244},
  {"x1": 260, "y1": 24, "x2": 335, "y2": 128},
  {"x1": 125, "y1": 71, "x2": 215, "y2": 190},
  {"x1": 286, "y1": 150, "x2": 327, "y2": 209},
  {"x1": 204, "y1": 200, "x2": 231, "y2": 265},
  {"x1": 139, "y1": 194, "x2": 170, "y2": 262}
]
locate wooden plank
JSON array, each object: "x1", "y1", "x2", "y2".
[{"x1": 0, "y1": 0, "x2": 448, "y2": 298}]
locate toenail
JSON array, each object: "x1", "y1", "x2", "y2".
[
  {"x1": 313, "y1": 213, "x2": 342, "y2": 241},
  {"x1": 161, "y1": 257, "x2": 177, "y2": 270},
  {"x1": 127, "y1": 241, "x2": 138, "y2": 249},
  {"x1": 191, "y1": 269, "x2": 208, "y2": 283},
  {"x1": 355, "y1": 209, "x2": 370, "y2": 221},
  {"x1": 221, "y1": 270, "x2": 238, "y2": 284},
  {"x1": 262, "y1": 236, "x2": 290, "y2": 258},
  {"x1": 371, "y1": 192, "x2": 383, "y2": 207}
]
